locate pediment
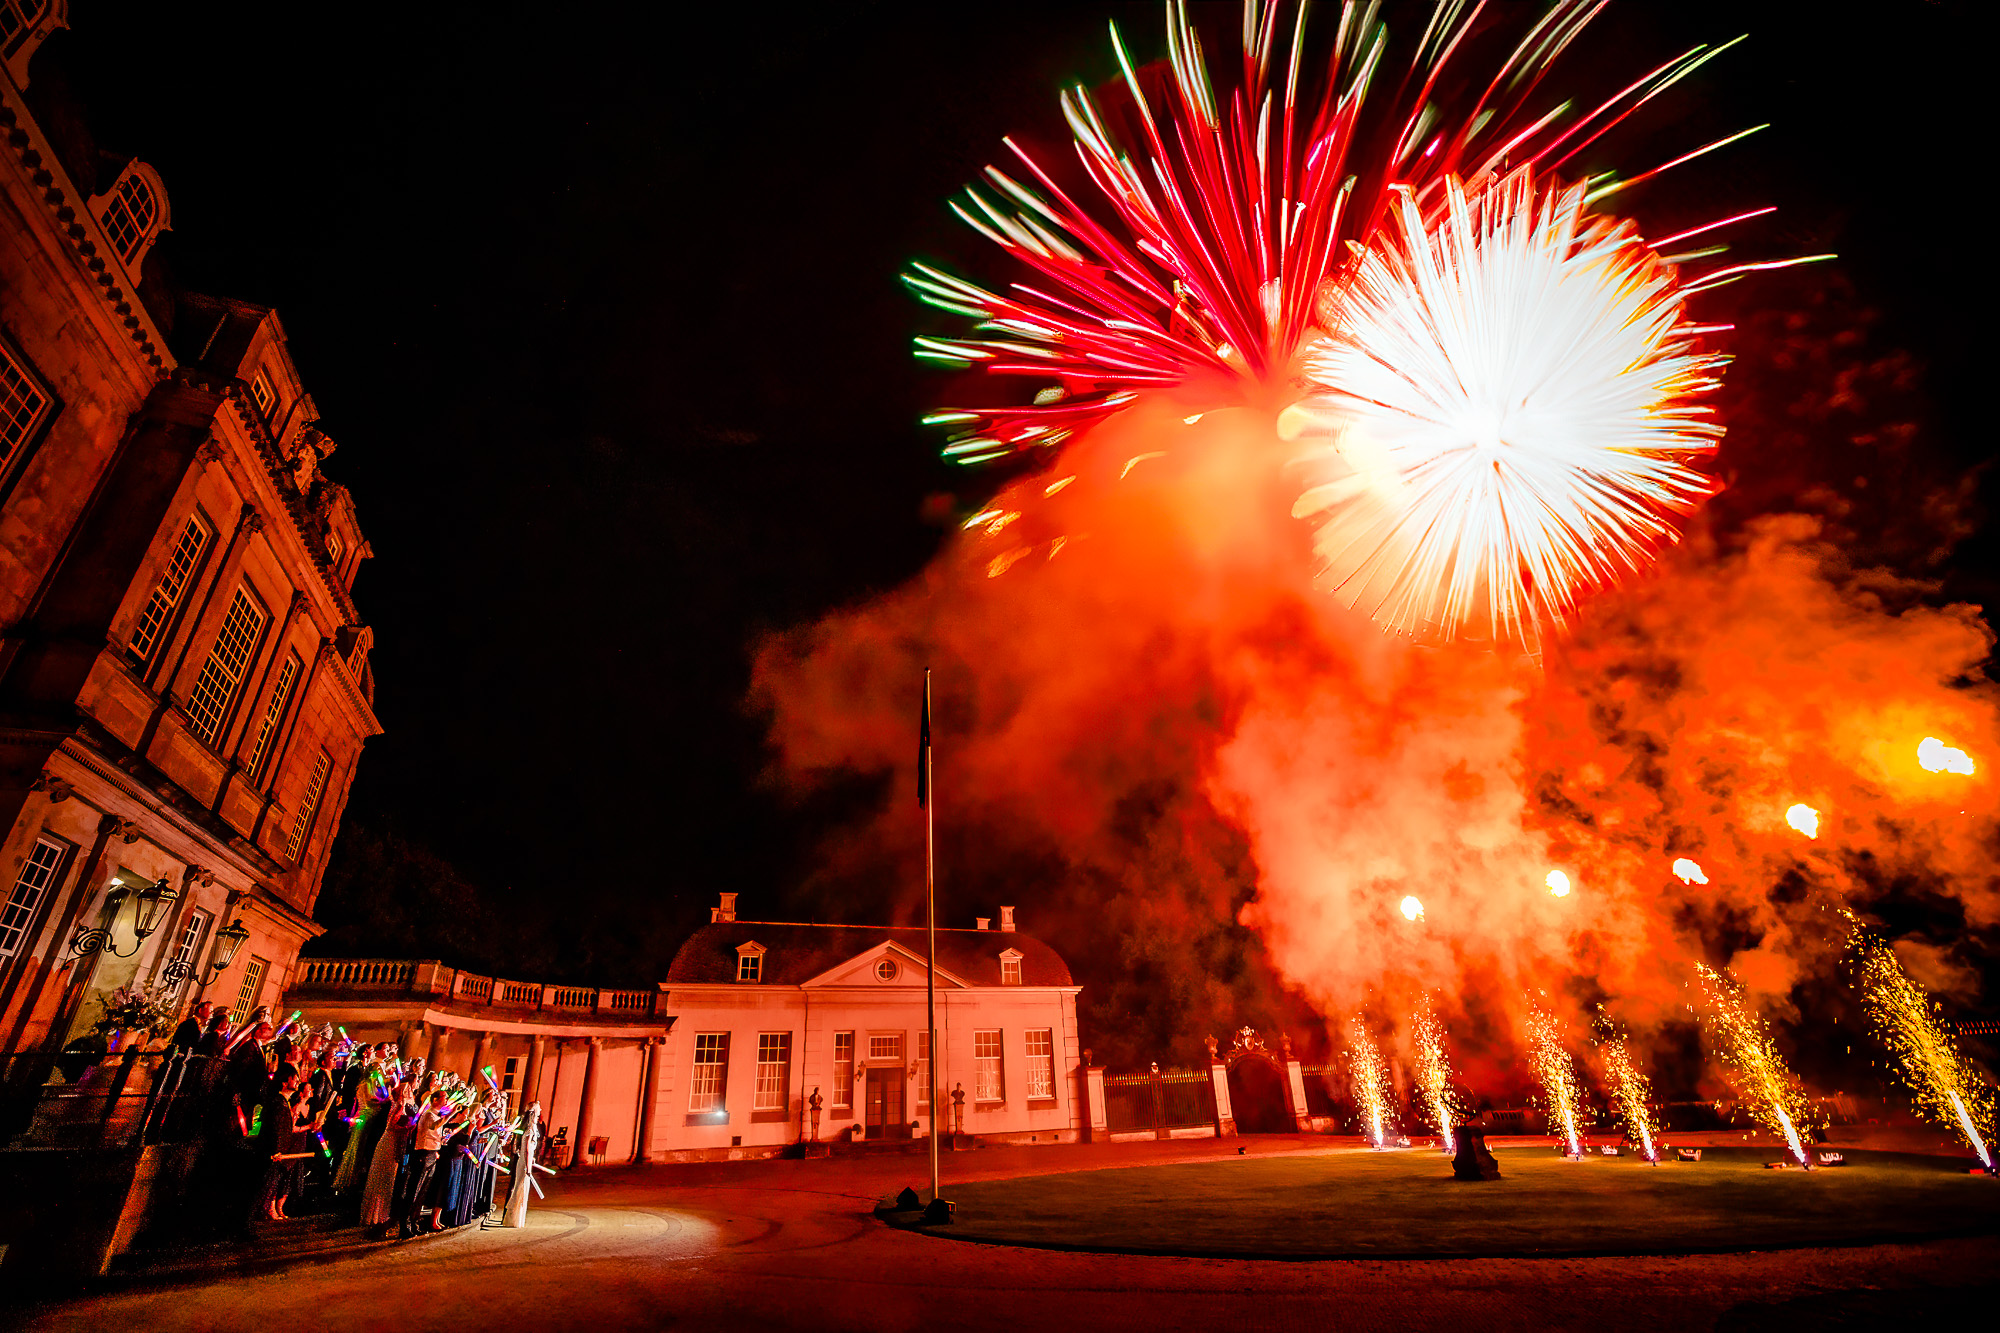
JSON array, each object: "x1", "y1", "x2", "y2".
[{"x1": 802, "y1": 939, "x2": 969, "y2": 989}]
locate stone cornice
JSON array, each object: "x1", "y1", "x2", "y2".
[
  {"x1": 0, "y1": 87, "x2": 169, "y2": 377},
  {"x1": 217, "y1": 386, "x2": 362, "y2": 627},
  {"x1": 315, "y1": 639, "x2": 383, "y2": 738},
  {"x1": 34, "y1": 727, "x2": 280, "y2": 886}
]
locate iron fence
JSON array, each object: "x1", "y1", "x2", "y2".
[
  {"x1": 1297, "y1": 1064, "x2": 1341, "y2": 1119},
  {"x1": 1103, "y1": 1068, "x2": 1219, "y2": 1136},
  {"x1": 2, "y1": 1049, "x2": 216, "y2": 1151}
]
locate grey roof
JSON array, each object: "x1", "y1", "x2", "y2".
[{"x1": 666, "y1": 922, "x2": 1073, "y2": 988}]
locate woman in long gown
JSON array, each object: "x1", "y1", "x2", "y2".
[
  {"x1": 358, "y1": 1084, "x2": 414, "y2": 1228},
  {"x1": 332, "y1": 1067, "x2": 386, "y2": 1195}
]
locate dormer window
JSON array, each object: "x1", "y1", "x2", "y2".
[
  {"x1": 93, "y1": 162, "x2": 170, "y2": 273},
  {"x1": 999, "y1": 950, "x2": 1023, "y2": 986},
  {"x1": 735, "y1": 940, "x2": 765, "y2": 983},
  {"x1": 249, "y1": 370, "x2": 275, "y2": 417}
]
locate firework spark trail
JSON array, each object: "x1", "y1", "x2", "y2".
[
  {"x1": 1595, "y1": 1014, "x2": 1660, "y2": 1162},
  {"x1": 1526, "y1": 998, "x2": 1586, "y2": 1157},
  {"x1": 1411, "y1": 996, "x2": 1461, "y2": 1153},
  {"x1": 1848, "y1": 925, "x2": 1997, "y2": 1168},
  {"x1": 909, "y1": 0, "x2": 1787, "y2": 468},
  {"x1": 1693, "y1": 963, "x2": 1818, "y2": 1166},
  {"x1": 1347, "y1": 1016, "x2": 1397, "y2": 1149}
]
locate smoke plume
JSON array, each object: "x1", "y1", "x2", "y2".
[{"x1": 751, "y1": 327, "x2": 1998, "y2": 1085}]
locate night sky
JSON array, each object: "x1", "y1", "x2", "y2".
[{"x1": 44, "y1": 3, "x2": 1987, "y2": 984}]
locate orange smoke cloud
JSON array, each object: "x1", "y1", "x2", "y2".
[{"x1": 751, "y1": 388, "x2": 1999, "y2": 1079}]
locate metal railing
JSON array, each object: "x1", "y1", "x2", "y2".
[
  {"x1": 1103, "y1": 1067, "x2": 1219, "y2": 1136},
  {"x1": 288, "y1": 958, "x2": 659, "y2": 1018},
  {"x1": 2, "y1": 1049, "x2": 216, "y2": 1151}
]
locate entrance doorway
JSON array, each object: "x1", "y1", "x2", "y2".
[
  {"x1": 1226, "y1": 1057, "x2": 1294, "y2": 1134},
  {"x1": 864, "y1": 1067, "x2": 908, "y2": 1139}
]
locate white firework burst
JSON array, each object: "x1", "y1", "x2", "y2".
[{"x1": 1280, "y1": 167, "x2": 1726, "y2": 644}]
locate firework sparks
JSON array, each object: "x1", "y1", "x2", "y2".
[
  {"x1": 1348, "y1": 1016, "x2": 1398, "y2": 1149},
  {"x1": 1671, "y1": 857, "x2": 1708, "y2": 885},
  {"x1": 1918, "y1": 737, "x2": 1975, "y2": 776},
  {"x1": 910, "y1": 0, "x2": 1769, "y2": 449},
  {"x1": 1526, "y1": 998, "x2": 1586, "y2": 1157},
  {"x1": 1411, "y1": 996, "x2": 1462, "y2": 1154},
  {"x1": 1848, "y1": 925, "x2": 1996, "y2": 1168},
  {"x1": 1693, "y1": 963, "x2": 1820, "y2": 1166},
  {"x1": 1285, "y1": 168, "x2": 1725, "y2": 642},
  {"x1": 1595, "y1": 1014, "x2": 1660, "y2": 1162},
  {"x1": 1399, "y1": 894, "x2": 1424, "y2": 922},
  {"x1": 1785, "y1": 803, "x2": 1820, "y2": 838},
  {"x1": 1545, "y1": 869, "x2": 1571, "y2": 898}
]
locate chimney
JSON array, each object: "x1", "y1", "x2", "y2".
[
  {"x1": 975, "y1": 917, "x2": 991, "y2": 931},
  {"x1": 712, "y1": 892, "x2": 738, "y2": 924},
  {"x1": 998, "y1": 905, "x2": 1015, "y2": 932}
]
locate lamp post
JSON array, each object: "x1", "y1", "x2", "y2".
[{"x1": 69, "y1": 877, "x2": 180, "y2": 960}]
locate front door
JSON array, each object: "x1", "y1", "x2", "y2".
[{"x1": 865, "y1": 1067, "x2": 907, "y2": 1139}]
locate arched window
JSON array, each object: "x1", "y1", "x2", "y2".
[{"x1": 92, "y1": 162, "x2": 170, "y2": 272}]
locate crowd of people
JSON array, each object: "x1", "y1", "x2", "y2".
[{"x1": 169, "y1": 1000, "x2": 525, "y2": 1241}]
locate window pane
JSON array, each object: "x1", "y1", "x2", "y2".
[
  {"x1": 231, "y1": 954, "x2": 268, "y2": 1026},
  {"x1": 975, "y1": 1029, "x2": 1003, "y2": 1102},
  {"x1": 868, "y1": 1033, "x2": 901, "y2": 1062},
  {"x1": 831, "y1": 1032, "x2": 853, "y2": 1109},
  {"x1": 1, "y1": 341, "x2": 52, "y2": 474},
  {"x1": 690, "y1": 1032, "x2": 730, "y2": 1113},
  {"x1": 916, "y1": 1030, "x2": 931, "y2": 1109},
  {"x1": 185, "y1": 587, "x2": 266, "y2": 744},
  {"x1": 1026, "y1": 1028, "x2": 1055, "y2": 1099},
  {"x1": 754, "y1": 1032, "x2": 791, "y2": 1111},
  {"x1": 286, "y1": 750, "x2": 331, "y2": 861},
  {"x1": 129, "y1": 517, "x2": 210, "y2": 661},
  {"x1": 248, "y1": 653, "x2": 300, "y2": 777},
  {"x1": 1, "y1": 835, "x2": 68, "y2": 959}
]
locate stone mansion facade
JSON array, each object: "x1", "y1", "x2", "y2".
[
  {"x1": 287, "y1": 895, "x2": 1090, "y2": 1162},
  {"x1": 1, "y1": 7, "x2": 378, "y2": 1071}
]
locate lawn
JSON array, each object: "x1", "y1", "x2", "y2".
[{"x1": 923, "y1": 1146, "x2": 2000, "y2": 1258}]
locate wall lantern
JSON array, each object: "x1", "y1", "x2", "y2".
[
  {"x1": 163, "y1": 916, "x2": 251, "y2": 988},
  {"x1": 70, "y1": 877, "x2": 181, "y2": 960}
]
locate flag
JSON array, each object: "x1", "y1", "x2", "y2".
[{"x1": 917, "y1": 670, "x2": 931, "y2": 808}]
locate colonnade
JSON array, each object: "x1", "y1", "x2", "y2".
[{"x1": 389, "y1": 1021, "x2": 668, "y2": 1167}]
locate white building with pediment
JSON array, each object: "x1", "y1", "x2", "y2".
[{"x1": 652, "y1": 893, "x2": 1084, "y2": 1158}]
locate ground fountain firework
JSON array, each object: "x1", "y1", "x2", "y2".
[
  {"x1": 1693, "y1": 964, "x2": 1820, "y2": 1167},
  {"x1": 1410, "y1": 996, "x2": 1461, "y2": 1154},
  {"x1": 1347, "y1": 1017, "x2": 1397, "y2": 1150},
  {"x1": 1525, "y1": 999, "x2": 1587, "y2": 1159},
  {"x1": 1594, "y1": 1013, "x2": 1660, "y2": 1163},
  {"x1": 1848, "y1": 925, "x2": 1997, "y2": 1171}
]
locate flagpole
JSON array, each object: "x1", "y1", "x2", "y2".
[{"x1": 924, "y1": 668, "x2": 940, "y2": 1206}]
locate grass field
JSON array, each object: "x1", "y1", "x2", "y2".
[{"x1": 923, "y1": 1146, "x2": 2000, "y2": 1258}]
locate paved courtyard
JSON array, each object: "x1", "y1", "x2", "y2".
[{"x1": 9, "y1": 1137, "x2": 1995, "y2": 1332}]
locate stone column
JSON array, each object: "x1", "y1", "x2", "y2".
[
  {"x1": 636, "y1": 1036, "x2": 663, "y2": 1163},
  {"x1": 1284, "y1": 1054, "x2": 1312, "y2": 1133},
  {"x1": 570, "y1": 1036, "x2": 602, "y2": 1168},
  {"x1": 1075, "y1": 1050, "x2": 1108, "y2": 1143},
  {"x1": 1209, "y1": 1058, "x2": 1237, "y2": 1138},
  {"x1": 524, "y1": 1034, "x2": 547, "y2": 1112},
  {"x1": 469, "y1": 1030, "x2": 492, "y2": 1087},
  {"x1": 427, "y1": 1025, "x2": 451, "y2": 1075}
]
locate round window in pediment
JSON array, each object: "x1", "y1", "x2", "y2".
[{"x1": 875, "y1": 958, "x2": 899, "y2": 982}]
